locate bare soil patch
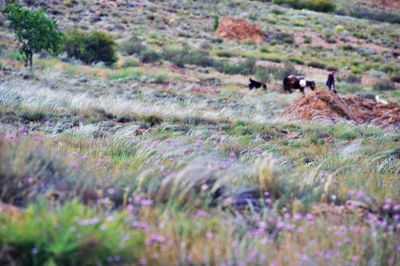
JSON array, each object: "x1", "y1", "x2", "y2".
[
  {"x1": 215, "y1": 17, "x2": 265, "y2": 43},
  {"x1": 283, "y1": 89, "x2": 400, "y2": 129}
]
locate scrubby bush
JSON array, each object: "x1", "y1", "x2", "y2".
[
  {"x1": 267, "y1": 31, "x2": 295, "y2": 45},
  {"x1": 307, "y1": 60, "x2": 326, "y2": 69},
  {"x1": 289, "y1": 57, "x2": 305, "y2": 65},
  {"x1": 264, "y1": 53, "x2": 285, "y2": 63},
  {"x1": 255, "y1": 67, "x2": 271, "y2": 83},
  {"x1": 139, "y1": 49, "x2": 161, "y2": 63},
  {"x1": 342, "y1": 74, "x2": 361, "y2": 84},
  {"x1": 64, "y1": 30, "x2": 117, "y2": 66},
  {"x1": 303, "y1": 35, "x2": 312, "y2": 44},
  {"x1": 213, "y1": 16, "x2": 219, "y2": 31},
  {"x1": 4, "y1": 3, "x2": 62, "y2": 68},
  {"x1": 161, "y1": 49, "x2": 214, "y2": 68},
  {"x1": 390, "y1": 74, "x2": 400, "y2": 83},
  {"x1": 120, "y1": 57, "x2": 140, "y2": 68},
  {"x1": 337, "y1": 7, "x2": 400, "y2": 24},
  {"x1": 216, "y1": 51, "x2": 233, "y2": 58},
  {"x1": 273, "y1": 0, "x2": 336, "y2": 13},
  {"x1": 280, "y1": 62, "x2": 297, "y2": 79},
  {"x1": 373, "y1": 80, "x2": 397, "y2": 91},
  {"x1": 119, "y1": 37, "x2": 145, "y2": 56},
  {"x1": 215, "y1": 57, "x2": 256, "y2": 75}
]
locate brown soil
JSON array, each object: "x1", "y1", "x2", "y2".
[
  {"x1": 215, "y1": 17, "x2": 265, "y2": 43},
  {"x1": 283, "y1": 89, "x2": 400, "y2": 129},
  {"x1": 364, "y1": 0, "x2": 400, "y2": 9}
]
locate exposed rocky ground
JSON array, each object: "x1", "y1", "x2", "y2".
[
  {"x1": 284, "y1": 89, "x2": 400, "y2": 129},
  {"x1": 215, "y1": 17, "x2": 265, "y2": 43}
]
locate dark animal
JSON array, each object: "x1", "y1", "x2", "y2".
[
  {"x1": 248, "y1": 78, "x2": 267, "y2": 90},
  {"x1": 326, "y1": 72, "x2": 337, "y2": 94},
  {"x1": 283, "y1": 75, "x2": 316, "y2": 94}
]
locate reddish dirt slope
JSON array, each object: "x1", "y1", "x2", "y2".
[
  {"x1": 215, "y1": 17, "x2": 265, "y2": 43},
  {"x1": 364, "y1": 0, "x2": 400, "y2": 9},
  {"x1": 283, "y1": 89, "x2": 400, "y2": 129}
]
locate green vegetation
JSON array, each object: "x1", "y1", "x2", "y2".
[
  {"x1": 213, "y1": 16, "x2": 219, "y2": 32},
  {"x1": 3, "y1": 3, "x2": 62, "y2": 67},
  {"x1": 0, "y1": 200, "x2": 144, "y2": 265},
  {"x1": 273, "y1": 0, "x2": 336, "y2": 13},
  {"x1": 1, "y1": 0, "x2": 400, "y2": 264},
  {"x1": 64, "y1": 30, "x2": 117, "y2": 66}
]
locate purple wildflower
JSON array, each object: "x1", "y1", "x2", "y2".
[
  {"x1": 26, "y1": 176, "x2": 34, "y2": 184},
  {"x1": 195, "y1": 209, "x2": 208, "y2": 217},
  {"x1": 140, "y1": 199, "x2": 154, "y2": 206},
  {"x1": 107, "y1": 188, "x2": 115, "y2": 195},
  {"x1": 31, "y1": 247, "x2": 39, "y2": 254},
  {"x1": 293, "y1": 213, "x2": 302, "y2": 221},
  {"x1": 305, "y1": 213, "x2": 315, "y2": 221},
  {"x1": 139, "y1": 257, "x2": 147, "y2": 265},
  {"x1": 70, "y1": 160, "x2": 78, "y2": 170},
  {"x1": 133, "y1": 195, "x2": 141, "y2": 203}
]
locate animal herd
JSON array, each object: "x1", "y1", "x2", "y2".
[{"x1": 249, "y1": 75, "x2": 316, "y2": 94}]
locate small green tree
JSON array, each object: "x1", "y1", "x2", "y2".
[{"x1": 3, "y1": 3, "x2": 62, "y2": 68}]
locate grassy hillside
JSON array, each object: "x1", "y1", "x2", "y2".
[{"x1": 0, "y1": 0, "x2": 399, "y2": 265}]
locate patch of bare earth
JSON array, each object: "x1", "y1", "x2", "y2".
[
  {"x1": 283, "y1": 89, "x2": 400, "y2": 129},
  {"x1": 215, "y1": 17, "x2": 265, "y2": 43},
  {"x1": 364, "y1": 0, "x2": 400, "y2": 9}
]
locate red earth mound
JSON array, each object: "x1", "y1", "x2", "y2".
[
  {"x1": 283, "y1": 89, "x2": 400, "y2": 129},
  {"x1": 215, "y1": 17, "x2": 265, "y2": 43}
]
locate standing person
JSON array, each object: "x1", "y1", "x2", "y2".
[{"x1": 326, "y1": 70, "x2": 337, "y2": 94}]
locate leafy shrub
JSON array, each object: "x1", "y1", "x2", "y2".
[
  {"x1": 64, "y1": 30, "x2": 117, "y2": 66},
  {"x1": 273, "y1": 0, "x2": 336, "y2": 13},
  {"x1": 4, "y1": 3, "x2": 62, "y2": 67}
]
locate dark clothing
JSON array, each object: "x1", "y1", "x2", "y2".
[{"x1": 326, "y1": 73, "x2": 337, "y2": 94}]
